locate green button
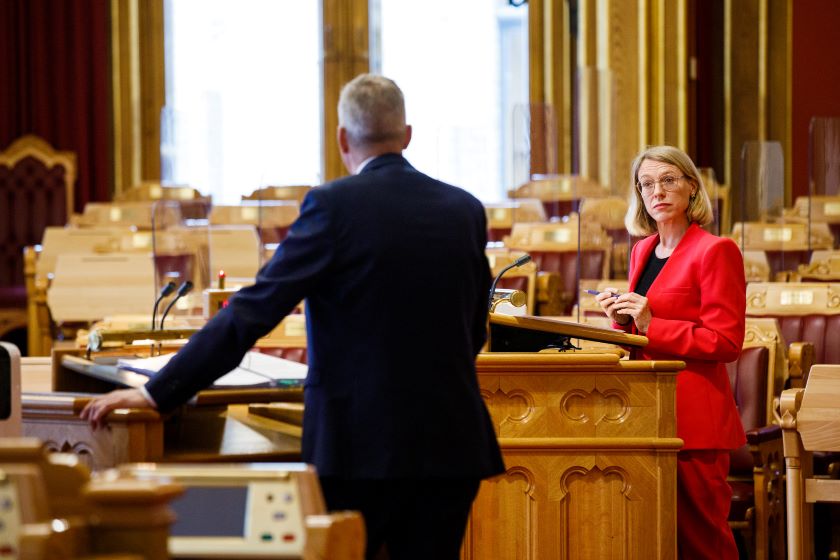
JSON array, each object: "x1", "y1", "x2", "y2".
[{"x1": 260, "y1": 533, "x2": 274, "y2": 542}]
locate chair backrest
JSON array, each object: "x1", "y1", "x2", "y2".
[
  {"x1": 729, "y1": 221, "x2": 835, "y2": 279},
  {"x1": 796, "y1": 250, "x2": 840, "y2": 282},
  {"x1": 74, "y1": 201, "x2": 184, "y2": 229},
  {"x1": 242, "y1": 185, "x2": 312, "y2": 204},
  {"x1": 209, "y1": 202, "x2": 300, "y2": 244},
  {"x1": 746, "y1": 282, "x2": 840, "y2": 364},
  {"x1": 115, "y1": 182, "x2": 212, "y2": 220},
  {"x1": 743, "y1": 250, "x2": 771, "y2": 282},
  {"x1": 483, "y1": 199, "x2": 546, "y2": 242},
  {"x1": 0, "y1": 135, "x2": 75, "y2": 287},
  {"x1": 725, "y1": 318, "x2": 786, "y2": 475},
  {"x1": 506, "y1": 217, "x2": 612, "y2": 314},
  {"x1": 508, "y1": 175, "x2": 608, "y2": 219}
]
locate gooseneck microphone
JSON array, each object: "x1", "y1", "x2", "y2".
[
  {"x1": 151, "y1": 281, "x2": 177, "y2": 330},
  {"x1": 159, "y1": 281, "x2": 194, "y2": 330},
  {"x1": 488, "y1": 254, "x2": 532, "y2": 310}
]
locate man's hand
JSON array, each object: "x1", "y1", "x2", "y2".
[{"x1": 80, "y1": 388, "x2": 154, "y2": 430}]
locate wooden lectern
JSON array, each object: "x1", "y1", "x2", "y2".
[{"x1": 463, "y1": 314, "x2": 683, "y2": 559}]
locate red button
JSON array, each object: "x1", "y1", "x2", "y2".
[{"x1": 282, "y1": 533, "x2": 296, "y2": 542}]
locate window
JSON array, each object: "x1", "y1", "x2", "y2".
[
  {"x1": 371, "y1": 0, "x2": 528, "y2": 201},
  {"x1": 162, "y1": 0, "x2": 321, "y2": 203}
]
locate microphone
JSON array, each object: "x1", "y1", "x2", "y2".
[
  {"x1": 488, "y1": 254, "x2": 532, "y2": 310},
  {"x1": 159, "y1": 281, "x2": 194, "y2": 330},
  {"x1": 151, "y1": 281, "x2": 177, "y2": 330}
]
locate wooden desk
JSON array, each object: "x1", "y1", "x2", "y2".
[
  {"x1": 21, "y1": 348, "x2": 303, "y2": 471},
  {"x1": 465, "y1": 351, "x2": 682, "y2": 560}
]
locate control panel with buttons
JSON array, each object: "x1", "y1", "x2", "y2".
[
  {"x1": 0, "y1": 471, "x2": 21, "y2": 560},
  {"x1": 106, "y1": 462, "x2": 319, "y2": 559}
]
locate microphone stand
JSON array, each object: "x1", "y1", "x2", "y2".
[
  {"x1": 488, "y1": 254, "x2": 532, "y2": 310},
  {"x1": 159, "y1": 281, "x2": 194, "y2": 331},
  {"x1": 151, "y1": 281, "x2": 177, "y2": 331}
]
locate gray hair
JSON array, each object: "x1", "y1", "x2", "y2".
[
  {"x1": 625, "y1": 145, "x2": 714, "y2": 236},
  {"x1": 338, "y1": 74, "x2": 407, "y2": 147}
]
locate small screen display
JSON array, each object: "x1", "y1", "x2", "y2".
[{"x1": 170, "y1": 486, "x2": 249, "y2": 537}]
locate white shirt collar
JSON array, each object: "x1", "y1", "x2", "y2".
[{"x1": 354, "y1": 155, "x2": 377, "y2": 175}]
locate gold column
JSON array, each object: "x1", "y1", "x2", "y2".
[
  {"x1": 321, "y1": 0, "x2": 370, "y2": 182},
  {"x1": 599, "y1": 0, "x2": 645, "y2": 193},
  {"x1": 528, "y1": 0, "x2": 571, "y2": 176},
  {"x1": 578, "y1": 0, "x2": 600, "y2": 182},
  {"x1": 646, "y1": 0, "x2": 688, "y2": 149},
  {"x1": 110, "y1": 0, "x2": 165, "y2": 196}
]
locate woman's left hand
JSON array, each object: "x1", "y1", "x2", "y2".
[{"x1": 612, "y1": 292, "x2": 653, "y2": 333}]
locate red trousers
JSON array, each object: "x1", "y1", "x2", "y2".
[{"x1": 677, "y1": 449, "x2": 738, "y2": 560}]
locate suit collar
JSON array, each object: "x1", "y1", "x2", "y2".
[
  {"x1": 359, "y1": 153, "x2": 412, "y2": 174},
  {"x1": 629, "y1": 222, "x2": 702, "y2": 291}
]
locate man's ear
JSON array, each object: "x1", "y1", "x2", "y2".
[
  {"x1": 402, "y1": 125, "x2": 412, "y2": 150},
  {"x1": 337, "y1": 126, "x2": 350, "y2": 154}
]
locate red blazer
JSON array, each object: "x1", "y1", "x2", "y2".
[{"x1": 620, "y1": 223, "x2": 746, "y2": 450}]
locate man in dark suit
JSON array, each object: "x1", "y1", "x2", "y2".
[{"x1": 82, "y1": 73, "x2": 504, "y2": 560}]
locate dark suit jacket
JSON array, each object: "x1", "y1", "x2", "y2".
[
  {"x1": 145, "y1": 153, "x2": 505, "y2": 479},
  {"x1": 617, "y1": 223, "x2": 746, "y2": 450}
]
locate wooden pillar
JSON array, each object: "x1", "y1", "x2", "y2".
[
  {"x1": 321, "y1": 0, "x2": 370, "y2": 182},
  {"x1": 110, "y1": 0, "x2": 165, "y2": 196}
]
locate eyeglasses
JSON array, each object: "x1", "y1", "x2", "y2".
[{"x1": 636, "y1": 175, "x2": 687, "y2": 194}]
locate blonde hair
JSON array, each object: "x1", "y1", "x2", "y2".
[{"x1": 625, "y1": 145, "x2": 714, "y2": 236}]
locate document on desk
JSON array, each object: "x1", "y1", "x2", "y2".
[{"x1": 117, "y1": 351, "x2": 307, "y2": 388}]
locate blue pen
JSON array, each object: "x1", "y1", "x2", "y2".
[{"x1": 584, "y1": 289, "x2": 620, "y2": 297}]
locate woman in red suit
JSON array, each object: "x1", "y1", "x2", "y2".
[{"x1": 595, "y1": 145, "x2": 745, "y2": 559}]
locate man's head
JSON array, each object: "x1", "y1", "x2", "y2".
[{"x1": 337, "y1": 74, "x2": 412, "y2": 172}]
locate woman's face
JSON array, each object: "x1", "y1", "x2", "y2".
[{"x1": 636, "y1": 158, "x2": 695, "y2": 227}]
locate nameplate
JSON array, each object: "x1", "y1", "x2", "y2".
[
  {"x1": 780, "y1": 290, "x2": 815, "y2": 306},
  {"x1": 543, "y1": 229, "x2": 572, "y2": 243},
  {"x1": 491, "y1": 208, "x2": 508, "y2": 221},
  {"x1": 824, "y1": 202, "x2": 840, "y2": 216},
  {"x1": 763, "y1": 227, "x2": 792, "y2": 242}
]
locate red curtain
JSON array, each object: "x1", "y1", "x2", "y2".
[{"x1": 0, "y1": 0, "x2": 111, "y2": 211}]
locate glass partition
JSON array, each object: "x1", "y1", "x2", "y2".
[{"x1": 737, "y1": 141, "x2": 809, "y2": 280}]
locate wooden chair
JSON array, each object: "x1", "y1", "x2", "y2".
[
  {"x1": 73, "y1": 200, "x2": 184, "y2": 229},
  {"x1": 729, "y1": 222, "x2": 834, "y2": 281},
  {"x1": 507, "y1": 174, "x2": 608, "y2": 219},
  {"x1": 578, "y1": 196, "x2": 638, "y2": 279},
  {"x1": 745, "y1": 282, "x2": 840, "y2": 369},
  {"x1": 744, "y1": 250, "x2": 772, "y2": 282},
  {"x1": 505, "y1": 215, "x2": 612, "y2": 315},
  {"x1": 0, "y1": 438, "x2": 182, "y2": 558},
  {"x1": 780, "y1": 364, "x2": 840, "y2": 560},
  {"x1": 242, "y1": 184, "x2": 312, "y2": 204},
  {"x1": 486, "y1": 248, "x2": 538, "y2": 314},
  {"x1": 725, "y1": 318, "x2": 805, "y2": 560},
  {"x1": 483, "y1": 199, "x2": 545, "y2": 242},
  {"x1": 0, "y1": 136, "x2": 75, "y2": 355},
  {"x1": 209, "y1": 201, "x2": 300, "y2": 245},
  {"x1": 794, "y1": 250, "x2": 840, "y2": 282},
  {"x1": 115, "y1": 181, "x2": 212, "y2": 220}
]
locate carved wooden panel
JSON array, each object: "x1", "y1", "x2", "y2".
[{"x1": 466, "y1": 355, "x2": 680, "y2": 559}]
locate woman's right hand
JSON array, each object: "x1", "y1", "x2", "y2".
[{"x1": 595, "y1": 288, "x2": 630, "y2": 326}]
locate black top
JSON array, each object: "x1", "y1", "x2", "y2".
[{"x1": 635, "y1": 252, "x2": 668, "y2": 296}]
